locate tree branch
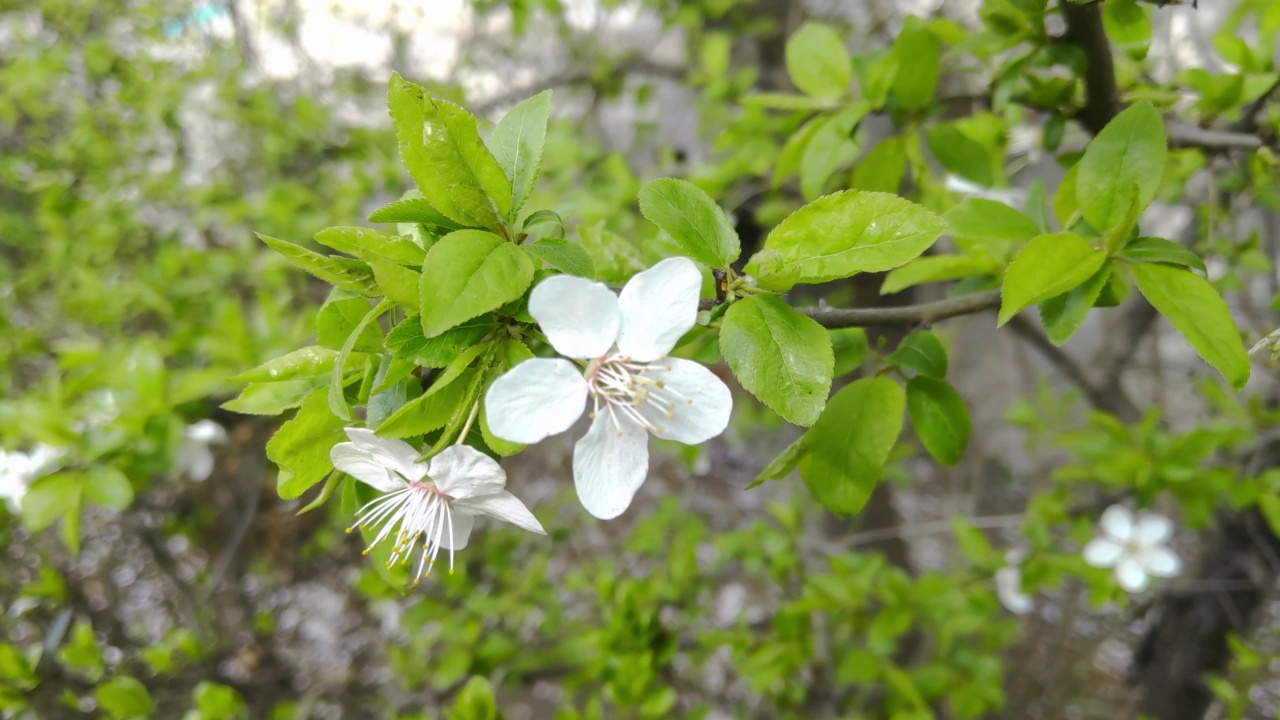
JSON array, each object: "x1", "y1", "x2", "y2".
[
  {"x1": 1167, "y1": 122, "x2": 1270, "y2": 151},
  {"x1": 791, "y1": 289, "x2": 1002, "y2": 329},
  {"x1": 1062, "y1": 1, "x2": 1120, "y2": 135},
  {"x1": 1006, "y1": 315, "x2": 1142, "y2": 421}
]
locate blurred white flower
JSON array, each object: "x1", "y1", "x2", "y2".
[
  {"x1": 177, "y1": 419, "x2": 227, "y2": 481},
  {"x1": 995, "y1": 550, "x2": 1033, "y2": 615},
  {"x1": 1007, "y1": 125, "x2": 1044, "y2": 160},
  {"x1": 1083, "y1": 505, "x2": 1182, "y2": 593},
  {"x1": 943, "y1": 174, "x2": 1026, "y2": 206},
  {"x1": 484, "y1": 257, "x2": 733, "y2": 519},
  {"x1": 0, "y1": 445, "x2": 67, "y2": 512},
  {"x1": 73, "y1": 389, "x2": 120, "y2": 432},
  {"x1": 331, "y1": 429, "x2": 545, "y2": 582},
  {"x1": 1249, "y1": 328, "x2": 1280, "y2": 360}
]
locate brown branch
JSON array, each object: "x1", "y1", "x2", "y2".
[
  {"x1": 1167, "y1": 122, "x2": 1269, "y2": 151},
  {"x1": 1062, "y1": 1, "x2": 1120, "y2": 135},
  {"x1": 792, "y1": 289, "x2": 1002, "y2": 328},
  {"x1": 1006, "y1": 314, "x2": 1142, "y2": 421}
]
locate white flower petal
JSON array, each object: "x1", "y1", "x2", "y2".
[
  {"x1": 573, "y1": 411, "x2": 650, "y2": 519},
  {"x1": 1115, "y1": 558, "x2": 1150, "y2": 593},
  {"x1": 185, "y1": 419, "x2": 227, "y2": 444},
  {"x1": 1083, "y1": 538, "x2": 1123, "y2": 568},
  {"x1": 1140, "y1": 546, "x2": 1182, "y2": 578},
  {"x1": 485, "y1": 358, "x2": 589, "y2": 444},
  {"x1": 429, "y1": 445, "x2": 507, "y2": 500},
  {"x1": 995, "y1": 566, "x2": 1033, "y2": 615},
  {"x1": 331, "y1": 442, "x2": 403, "y2": 493},
  {"x1": 528, "y1": 275, "x2": 621, "y2": 359},
  {"x1": 1133, "y1": 513, "x2": 1173, "y2": 546},
  {"x1": 185, "y1": 447, "x2": 215, "y2": 482},
  {"x1": 439, "y1": 509, "x2": 475, "y2": 551},
  {"x1": 636, "y1": 358, "x2": 732, "y2": 444},
  {"x1": 616, "y1": 257, "x2": 702, "y2": 361},
  {"x1": 456, "y1": 490, "x2": 547, "y2": 535},
  {"x1": 344, "y1": 428, "x2": 426, "y2": 481},
  {"x1": 1099, "y1": 505, "x2": 1134, "y2": 542}
]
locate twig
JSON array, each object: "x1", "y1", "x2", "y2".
[
  {"x1": 846, "y1": 513, "x2": 1025, "y2": 548},
  {"x1": 1006, "y1": 314, "x2": 1141, "y2": 421},
  {"x1": 1168, "y1": 122, "x2": 1269, "y2": 151},
  {"x1": 697, "y1": 290, "x2": 1001, "y2": 328},
  {"x1": 1062, "y1": 1, "x2": 1120, "y2": 135}
]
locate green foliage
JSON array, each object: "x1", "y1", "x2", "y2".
[
  {"x1": 490, "y1": 91, "x2": 553, "y2": 217},
  {"x1": 747, "y1": 191, "x2": 947, "y2": 290},
  {"x1": 785, "y1": 22, "x2": 852, "y2": 99},
  {"x1": 638, "y1": 178, "x2": 741, "y2": 267},
  {"x1": 1131, "y1": 263, "x2": 1250, "y2": 390},
  {"x1": 906, "y1": 377, "x2": 972, "y2": 466},
  {"x1": 1075, "y1": 102, "x2": 1167, "y2": 233},
  {"x1": 720, "y1": 295, "x2": 834, "y2": 426},
  {"x1": 998, "y1": 233, "x2": 1107, "y2": 325},
  {"x1": 419, "y1": 230, "x2": 534, "y2": 337},
  {"x1": 801, "y1": 377, "x2": 905, "y2": 514}
]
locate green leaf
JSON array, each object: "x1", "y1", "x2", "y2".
[
  {"x1": 1119, "y1": 237, "x2": 1207, "y2": 273},
  {"x1": 801, "y1": 377, "x2": 905, "y2": 514},
  {"x1": 748, "y1": 190, "x2": 947, "y2": 290},
  {"x1": 852, "y1": 136, "x2": 906, "y2": 194},
  {"x1": 1132, "y1": 262, "x2": 1250, "y2": 390},
  {"x1": 784, "y1": 22, "x2": 851, "y2": 99},
  {"x1": 637, "y1": 178, "x2": 741, "y2": 267},
  {"x1": 1259, "y1": 494, "x2": 1280, "y2": 538},
  {"x1": 192, "y1": 682, "x2": 245, "y2": 719},
  {"x1": 267, "y1": 391, "x2": 347, "y2": 500},
  {"x1": 330, "y1": 300, "x2": 391, "y2": 422},
  {"x1": 952, "y1": 516, "x2": 996, "y2": 564},
  {"x1": 1040, "y1": 263, "x2": 1111, "y2": 345},
  {"x1": 1054, "y1": 161, "x2": 1081, "y2": 227},
  {"x1": 232, "y1": 347, "x2": 339, "y2": 383},
  {"x1": 773, "y1": 115, "x2": 825, "y2": 188},
  {"x1": 362, "y1": 249, "x2": 422, "y2": 308},
  {"x1": 378, "y1": 367, "x2": 476, "y2": 438},
  {"x1": 314, "y1": 226, "x2": 425, "y2": 265},
  {"x1": 419, "y1": 230, "x2": 534, "y2": 338},
  {"x1": 888, "y1": 331, "x2": 948, "y2": 378},
  {"x1": 387, "y1": 72, "x2": 501, "y2": 228},
  {"x1": 906, "y1": 377, "x2": 971, "y2": 466},
  {"x1": 489, "y1": 90, "x2": 552, "y2": 216},
  {"x1": 800, "y1": 105, "x2": 865, "y2": 201},
  {"x1": 881, "y1": 255, "x2": 995, "y2": 295},
  {"x1": 386, "y1": 316, "x2": 496, "y2": 369},
  {"x1": 21, "y1": 473, "x2": 83, "y2": 532},
  {"x1": 891, "y1": 16, "x2": 941, "y2": 109},
  {"x1": 1103, "y1": 0, "x2": 1152, "y2": 61},
  {"x1": 436, "y1": 95, "x2": 512, "y2": 217},
  {"x1": 720, "y1": 295, "x2": 834, "y2": 427},
  {"x1": 95, "y1": 676, "x2": 154, "y2": 720},
  {"x1": 1076, "y1": 101, "x2": 1167, "y2": 232},
  {"x1": 925, "y1": 124, "x2": 994, "y2": 187},
  {"x1": 317, "y1": 292, "x2": 384, "y2": 352},
  {"x1": 944, "y1": 199, "x2": 1040, "y2": 247},
  {"x1": 747, "y1": 435, "x2": 810, "y2": 489},
  {"x1": 523, "y1": 237, "x2": 596, "y2": 278},
  {"x1": 368, "y1": 196, "x2": 462, "y2": 229},
  {"x1": 831, "y1": 327, "x2": 869, "y2": 376},
  {"x1": 222, "y1": 377, "x2": 328, "y2": 416},
  {"x1": 257, "y1": 234, "x2": 377, "y2": 296},
  {"x1": 742, "y1": 92, "x2": 839, "y2": 111},
  {"x1": 83, "y1": 466, "x2": 134, "y2": 510},
  {"x1": 578, "y1": 225, "x2": 646, "y2": 284},
  {"x1": 998, "y1": 233, "x2": 1107, "y2": 326}
]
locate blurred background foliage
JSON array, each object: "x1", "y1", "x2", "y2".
[{"x1": 2, "y1": 0, "x2": 1280, "y2": 718}]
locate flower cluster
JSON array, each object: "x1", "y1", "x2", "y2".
[{"x1": 322, "y1": 257, "x2": 733, "y2": 581}]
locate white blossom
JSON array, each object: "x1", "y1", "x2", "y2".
[
  {"x1": 177, "y1": 419, "x2": 227, "y2": 481},
  {"x1": 484, "y1": 257, "x2": 733, "y2": 520},
  {"x1": 0, "y1": 445, "x2": 66, "y2": 512},
  {"x1": 1083, "y1": 505, "x2": 1182, "y2": 593},
  {"x1": 995, "y1": 550, "x2": 1033, "y2": 615},
  {"x1": 331, "y1": 429, "x2": 545, "y2": 582}
]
